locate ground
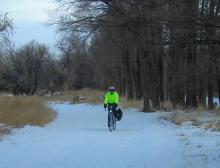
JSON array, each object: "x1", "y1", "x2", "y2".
[{"x1": 0, "y1": 103, "x2": 220, "y2": 168}]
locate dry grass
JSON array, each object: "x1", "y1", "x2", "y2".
[
  {"x1": 213, "y1": 107, "x2": 220, "y2": 113},
  {"x1": 0, "y1": 96, "x2": 56, "y2": 127},
  {"x1": 169, "y1": 111, "x2": 201, "y2": 125},
  {"x1": 206, "y1": 121, "x2": 220, "y2": 132},
  {"x1": 46, "y1": 88, "x2": 144, "y2": 109},
  {"x1": 160, "y1": 101, "x2": 173, "y2": 111},
  {"x1": 46, "y1": 88, "x2": 105, "y2": 104},
  {"x1": 120, "y1": 97, "x2": 143, "y2": 110},
  {"x1": 169, "y1": 112, "x2": 187, "y2": 125},
  {"x1": 167, "y1": 108, "x2": 220, "y2": 131},
  {"x1": 0, "y1": 124, "x2": 12, "y2": 140},
  {"x1": 165, "y1": 103, "x2": 214, "y2": 126},
  {"x1": 196, "y1": 103, "x2": 208, "y2": 112},
  {"x1": 213, "y1": 122, "x2": 220, "y2": 131}
]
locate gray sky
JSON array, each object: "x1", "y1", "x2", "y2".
[{"x1": 0, "y1": 0, "x2": 58, "y2": 50}]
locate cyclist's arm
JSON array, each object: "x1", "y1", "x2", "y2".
[
  {"x1": 115, "y1": 92, "x2": 119, "y2": 104},
  {"x1": 104, "y1": 93, "x2": 109, "y2": 104}
]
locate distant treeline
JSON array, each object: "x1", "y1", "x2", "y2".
[
  {"x1": 0, "y1": 40, "x2": 65, "y2": 96},
  {"x1": 1, "y1": 0, "x2": 220, "y2": 111}
]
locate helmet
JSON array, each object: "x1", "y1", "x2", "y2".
[{"x1": 108, "y1": 86, "x2": 115, "y2": 91}]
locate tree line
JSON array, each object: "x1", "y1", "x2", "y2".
[
  {"x1": 53, "y1": 0, "x2": 220, "y2": 111},
  {"x1": 1, "y1": 0, "x2": 220, "y2": 111},
  {"x1": 0, "y1": 14, "x2": 65, "y2": 96},
  {"x1": 0, "y1": 40, "x2": 65, "y2": 95}
]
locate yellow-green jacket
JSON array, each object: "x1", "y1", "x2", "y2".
[{"x1": 104, "y1": 92, "x2": 119, "y2": 105}]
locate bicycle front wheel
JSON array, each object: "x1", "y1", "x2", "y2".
[
  {"x1": 113, "y1": 112, "x2": 116, "y2": 130},
  {"x1": 108, "y1": 111, "x2": 116, "y2": 132}
]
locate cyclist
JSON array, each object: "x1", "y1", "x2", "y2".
[{"x1": 104, "y1": 86, "x2": 119, "y2": 110}]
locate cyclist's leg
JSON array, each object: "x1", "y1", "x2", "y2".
[
  {"x1": 107, "y1": 106, "x2": 111, "y2": 127},
  {"x1": 112, "y1": 106, "x2": 118, "y2": 121},
  {"x1": 108, "y1": 111, "x2": 110, "y2": 127}
]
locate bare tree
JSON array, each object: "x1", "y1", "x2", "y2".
[
  {"x1": 0, "y1": 13, "x2": 13, "y2": 50},
  {"x1": 2, "y1": 41, "x2": 50, "y2": 95}
]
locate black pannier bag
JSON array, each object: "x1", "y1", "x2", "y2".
[{"x1": 114, "y1": 108, "x2": 123, "y2": 121}]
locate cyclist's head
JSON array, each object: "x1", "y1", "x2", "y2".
[{"x1": 108, "y1": 86, "x2": 115, "y2": 93}]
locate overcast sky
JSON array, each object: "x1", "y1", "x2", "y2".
[{"x1": 0, "y1": 0, "x2": 58, "y2": 50}]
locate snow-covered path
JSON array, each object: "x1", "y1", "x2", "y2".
[{"x1": 0, "y1": 104, "x2": 220, "y2": 168}]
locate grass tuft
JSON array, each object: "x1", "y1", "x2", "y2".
[{"x1": 169, "y1": 111, "x2": 201, "y2": 125}]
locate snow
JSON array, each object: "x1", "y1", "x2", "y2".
[
  {"x1": 0, "y1": 103, "x2": 220, "y2": 168},
  {"x1": 177, "y1": 123, "x2": 220, "y2": 168},
  {"x1": 206, "y1": 97, "x2": 220, "y2": 107}
]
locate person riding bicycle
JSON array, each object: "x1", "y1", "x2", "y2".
[
  {"x1": 104, "y1": 86, "x2": 119, "y2": 129},
  {"x1": 104, "y1": 86, "x2": 119, "y2": 111}
]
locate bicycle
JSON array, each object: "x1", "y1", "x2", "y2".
[{"x1": 107, "y1": 105, "x2": 117, "y2": 132}]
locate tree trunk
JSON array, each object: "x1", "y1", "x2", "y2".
[
  {"x1": 134, "y1": 51, "x2": 142, "y2": 99},
  {"x1": 208, "y1": 79, "x2": 214, "y2": 110},
  {"x1": 126, "y1": 53, "x2": 134, "y2": 99},
  {"x1": 218, "y1": 77, "x2": 220, "y2": 105}
]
